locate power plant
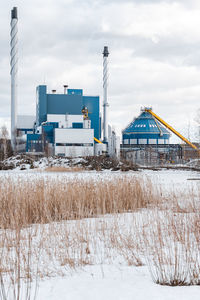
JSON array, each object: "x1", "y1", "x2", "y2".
[
  {"x1": 9, "y1": 7, "x2": 199, "y2": 163},
  {"x1": 11, "y1": 8, "x2": 119, "y2": 157}
]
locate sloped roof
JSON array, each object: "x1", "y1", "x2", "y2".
[{"x1": 123, "y1": 111, "x2": 170, "y2": 135}]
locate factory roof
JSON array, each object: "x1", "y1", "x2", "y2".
[{"x1": 123, "y1": 111, "x2": 170, "y2": 135}]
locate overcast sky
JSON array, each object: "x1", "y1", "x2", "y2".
[{"x1": 1, "y1": 0, "x2": 200, "y2": 142}]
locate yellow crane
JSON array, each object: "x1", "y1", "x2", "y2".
[
  {"x1": 144, "y1": 108, "x2": 198, "y2": 151},
  {"x1": 94, "y1": 137, "x2": 103, "y2": 144}
]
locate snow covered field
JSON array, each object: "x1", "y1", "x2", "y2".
[
  {"x1": 1, "y1": 167, "x2": 199, "y2": 186},
  {"x1": 37, "y1": 264, "x2": 200, "y2": 300},
  {"x1": 0, "y1": 169, "x2": 200, "y2": 300}
]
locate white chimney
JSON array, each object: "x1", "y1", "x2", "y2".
[
  {"x1": 10, "y1": 7, "x2": 18, "y2": 150},
  {"x1": 103, "y1": 46, "x2": 109, "y2": 143}
]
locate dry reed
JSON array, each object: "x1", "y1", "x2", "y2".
[
  {"x1": 0, "y1": 174, "x2": 199, "y2": 297},
  {"x1": 0, "y1": 177, "x2": 160, "y2": 228},
  {"x1": 140, "y1": 208, "x2": 200, "y2": 286},
  {"x1": 45, "y1": 166, "x2": 84, "y2": 172}
]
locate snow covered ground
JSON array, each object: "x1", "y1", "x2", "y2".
[
  {"x1": 31, "y1": 263, "x2": 197, "y2": 300},
  {"x1": 0, "y1": 168, "x2": 199, "y2": 194},
  {"x1": 1, "y1": 169, "x2": 200, "y2": 299},
  {"x1": 37, "y1": 265, "x2": 200, "y2": 300}
]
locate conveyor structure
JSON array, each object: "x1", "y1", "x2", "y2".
[{"x1": 144, "y1": 108, "x2": 199, "y2": 151}]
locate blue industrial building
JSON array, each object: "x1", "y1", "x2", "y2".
[
  {"x1": 23, "y1": 85, "x2": 101, "y2": 155},
  {"x1": 36, "y1": 85, "x2": 100, "y2": 139},
  {"x1": 122, "y1": 109, "x2": 170, "y2": 145}
]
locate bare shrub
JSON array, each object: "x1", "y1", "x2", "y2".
[
  {"x1": 0, "y1": 225, "x2": 41, "y2": 300},
  {"x1": 141, "y1": 208, "x2": 200, "y2": 286}
]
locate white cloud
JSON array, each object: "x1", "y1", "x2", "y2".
[{"x1": 0, "y1": 0, "x2": 200, "y2": 143}]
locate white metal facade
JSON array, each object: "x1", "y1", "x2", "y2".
[
  {"x1": 47, "y1": 114, "x2": 83, "y2": 128},
  {"x1": 17, "y1": 115, "x2": 35, "y2": 129},
  {"x1": 54, "y1": 128, "x2": 94, "y2": 157}
]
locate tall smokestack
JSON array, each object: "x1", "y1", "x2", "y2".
[
  {"x1": 103, "y1": 46, "x2": 109, "y2": 143},
  {"x1": 10, "y1": 7, "x2": 18, "y2": 150}
]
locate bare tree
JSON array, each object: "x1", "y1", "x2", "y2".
[
  {"x1": 0, "y1": 126, "x2": 9, "y2": 160},
  {"x1": 194, "y1": 108, "x2": 200, "y2": 144}
]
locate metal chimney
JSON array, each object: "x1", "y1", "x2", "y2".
[
  {"x1": 10, "y1": 7, "x2": 18, "y2": 150},
  {"x1": 64, "y1": 85, "x2": 68, "y2": 94},
  {"x1": 103, "y1": 46, "x2": 109, "y2": 143}
]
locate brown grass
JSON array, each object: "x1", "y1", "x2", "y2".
[
  {"x1": 45, "y1": 166, "x2": 84, "y2": 172},
  {"x1": 140, "y1": 208, "x2": 200, "y2": 286},
  {"x1": 0, "y1": 177, "x2": 160, "y2": 228},
  {"x1": 0, "y1": 174, "x2": 199, "y2": 295}
]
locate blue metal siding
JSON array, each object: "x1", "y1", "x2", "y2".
[
  {"x1": 26, "y1": 134, "x2": 42, "y2": 152},
  {"x1": 37, "y1": 85, "x2": 47, "y2": 126},
  {"x1": 123, "y1": 112, "x2": 169, "y2": 134},
  {"x1": 122, "y1": 111, "x2": 170, "y2": 144},
  {"x1": 72, "y1": 122, "x2": 83, "y2": 128},
  {"x1": 47, "y1": 94, "x2": 83, "y2": 115},
  {"x1": 67, "y1": 89, "x2": 83, "y2": 96},
  {"x1": 36, "y1": 85, "x2": 100, "y2": 148},
  {"x1": 42, "y1": 122, "x2": 59, "y2": 144},
  {"x1": 83, "y1": 96, "x2": 100, "y2": 140}
]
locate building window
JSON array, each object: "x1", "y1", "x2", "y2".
[
  {"x1": 158, "y1": 139, "x2": 164, "y2": 144},
  {"x1": 130, "y1": 139, "x2": 137, "y2": 144},
  {"x1": 57, "y1": 153, "x2": 65, "y2": 157},
  {"x1": 148, "y1": 139, "x2": 157, "y2": 145},
  {"x1": 123, "y1": 139, "x2": 129, "y2": 144},
  {"x1": 138, "y1": 139, "x2": 147, "y2": 144},
  {"x1": 55, "y1": 143, "x2": 93, "y2": 147}
]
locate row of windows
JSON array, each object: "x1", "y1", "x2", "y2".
[
  {"x1": 135, "y1": 124, "x2": 146, "y2": 128},
  {"x1": 123, "y1": 139, "x2": 169, "y2": 145},
  {"x1": 28, "y1": 140, "x2": 42, "y2": 144},
  {"x1": 134, "y1": 124, "x2": 157, "y2": 128},
  {"x1": 56, "y1": 143, "x2": 93, "y2": 147}
]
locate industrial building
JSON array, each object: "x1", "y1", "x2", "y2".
[
  {"x1": 9, "y1": 7, "x2": 120, "y2": 158},
  {"x1": 18, "y1": 86, "x2": 100, "y2": 156},
  {"x1": 122, "y1": 108, "x2": 170, "y2": 146},
  {"x1": 17, "y1": 85, "x2": 120, "y2": 157},
  {"x1": 121, "y1": 108, "x2": 179, "y2": 164},
  {"x1": 121, "y1": 107, "x2": 199, "y2": 165},
  {"x1": 10, "y1": 7, "x2": 199, "y2": 163}
]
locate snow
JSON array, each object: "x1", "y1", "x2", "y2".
[
  {"x1": 37, "y1": 265, "x2": 200, "y2": 300},
  {"x1": 0, "y1": 168, "x2": 199, "y2": 195},
  {"x1": 1, "y1": 169, "x2": 200, "y2": 299}
]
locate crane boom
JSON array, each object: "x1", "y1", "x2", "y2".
[
  {"x1": 144, "y1": 108, "x2": 198, "y2": 151},
  {"x1": 94, "y1": 137, "x2": 103, "y2": 144}
]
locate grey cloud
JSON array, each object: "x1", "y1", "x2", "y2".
[{"x1": 0, "y1": 0, "x2": 200, "y2": 137}]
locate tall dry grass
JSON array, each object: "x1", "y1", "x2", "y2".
[
  {"x1": 0, "y1": 176, "x2": 160, "y2": 228},
  {"x1": 0, "y1": 173, "x2": 199, "y2": 299},
  {"x1": 45, "y1": 166, "x2": 83, "y2": 172},
  {"x1": 139, "y1": 208, "x2": 200, "y2": 286}
]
